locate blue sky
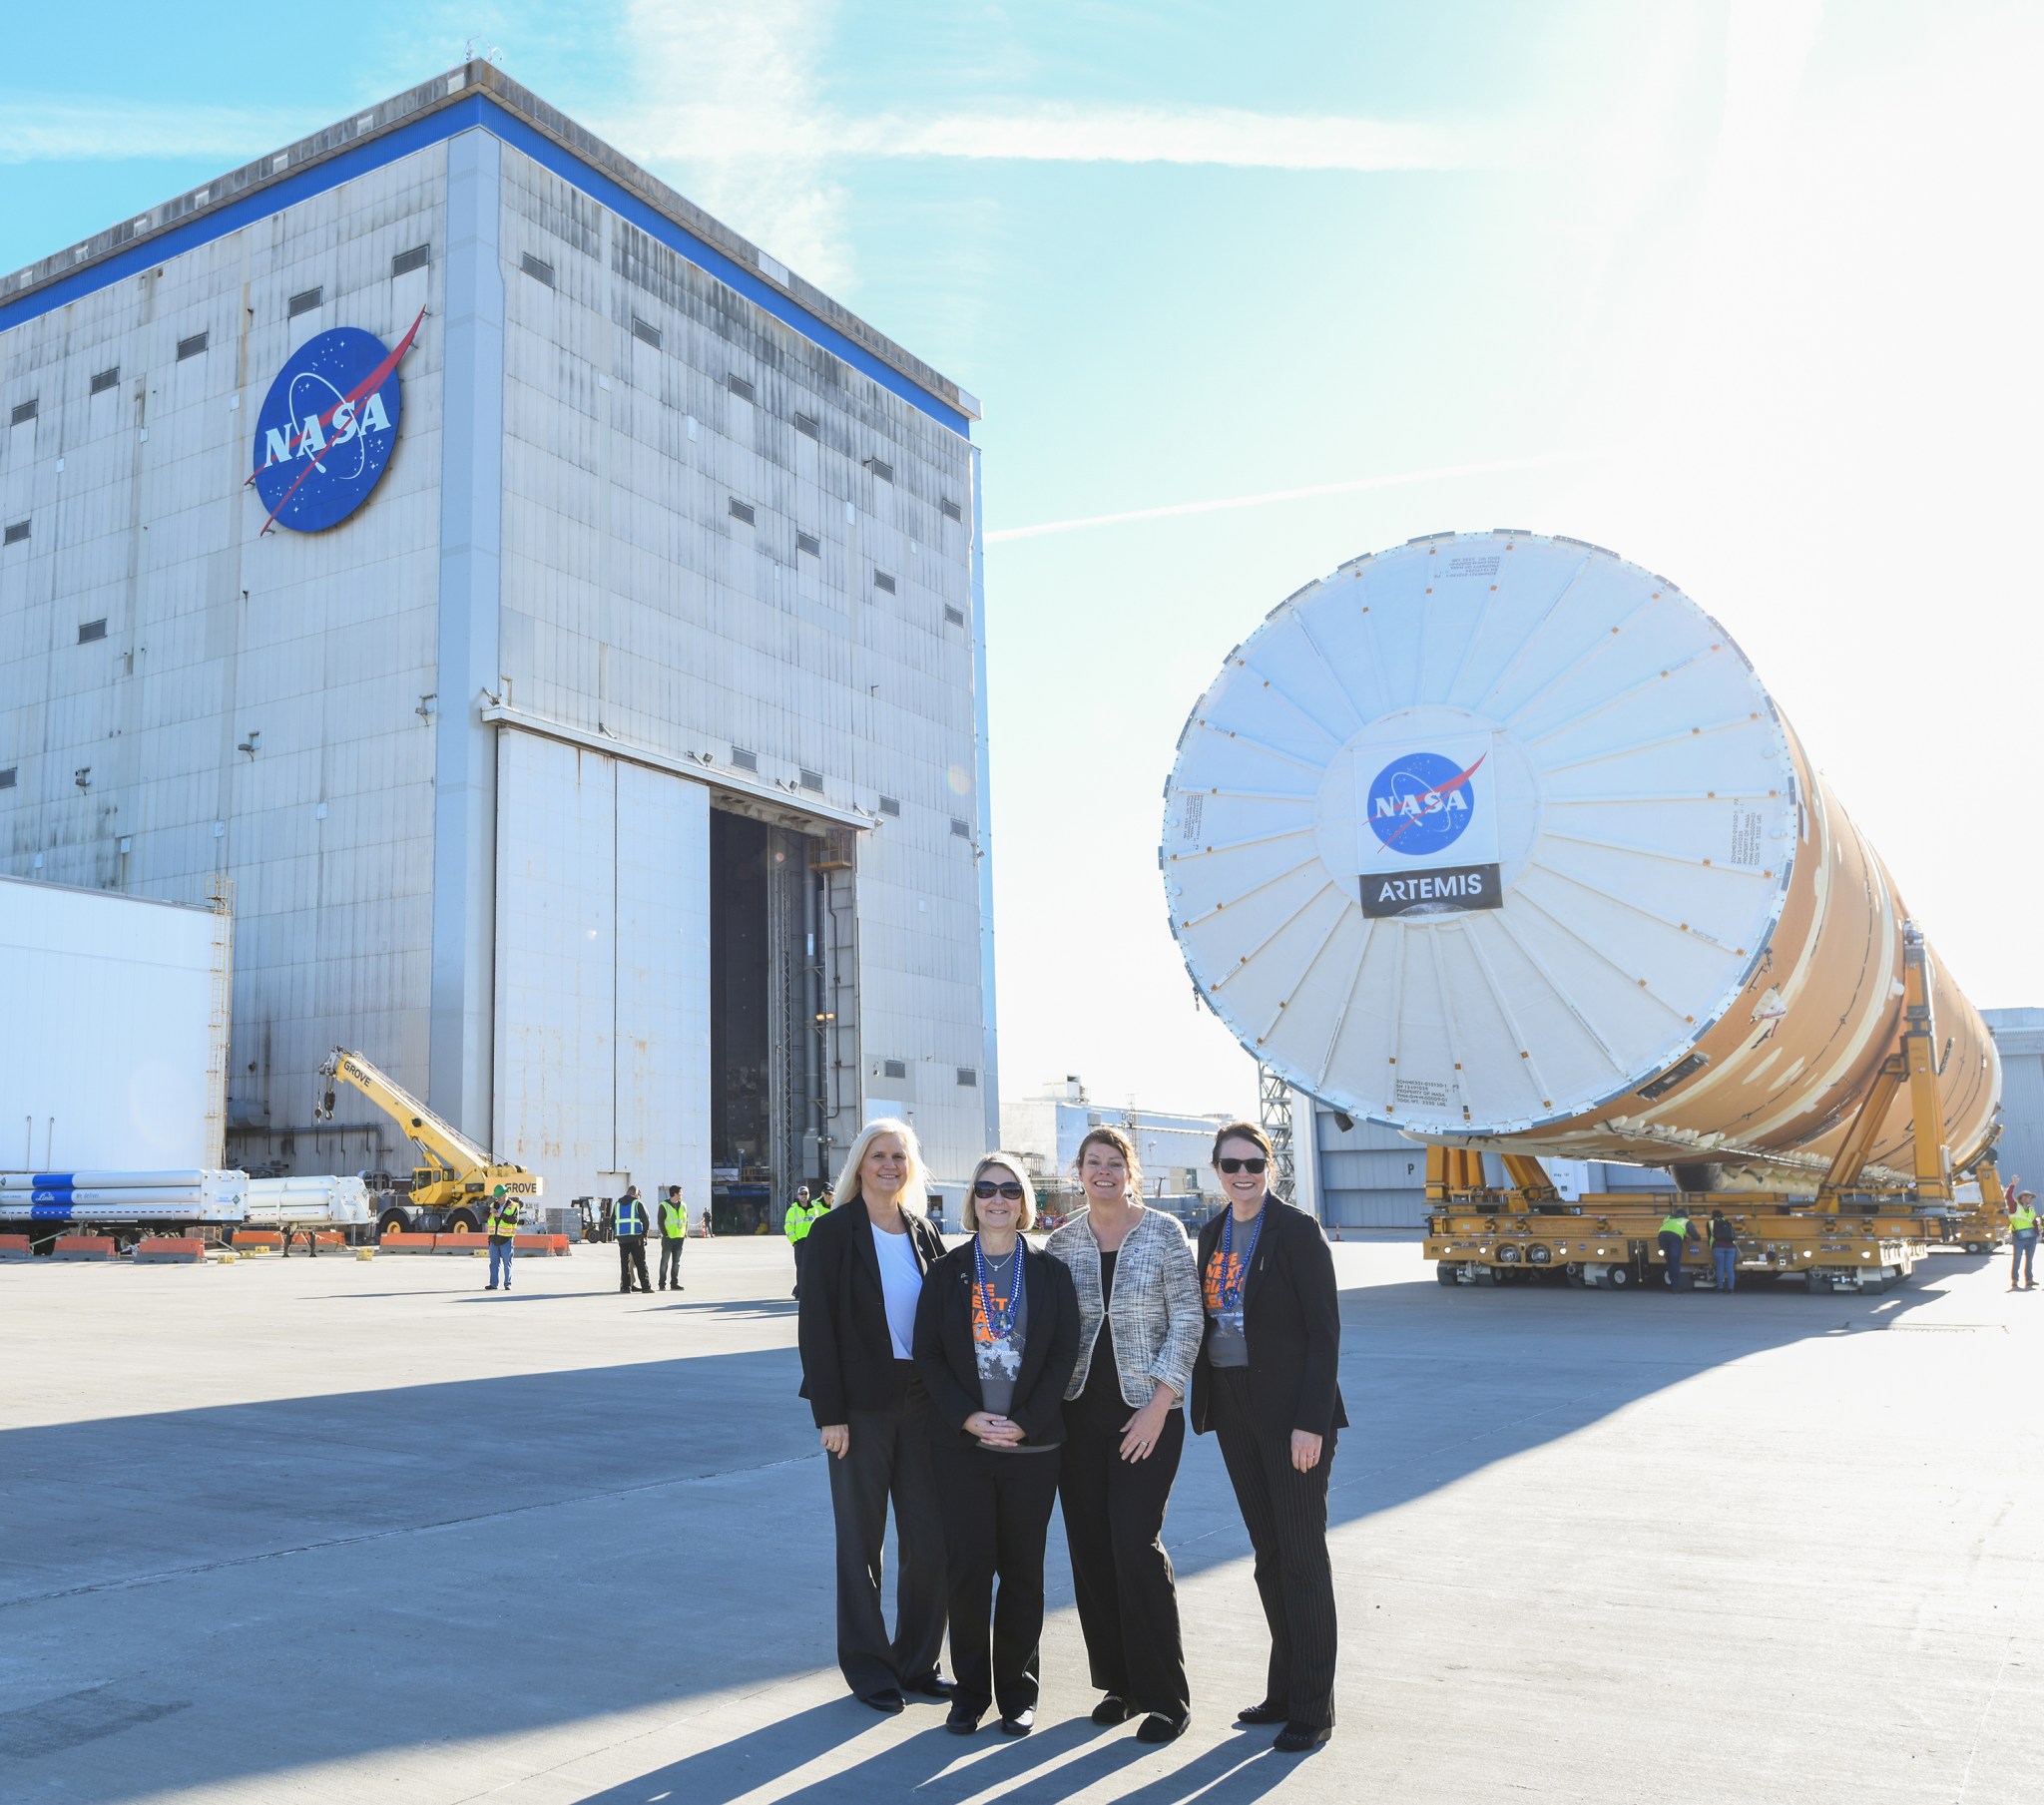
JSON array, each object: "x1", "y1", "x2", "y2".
[{"x1": 6, "y1": 1, "x2": 2040, "y2": 1120}]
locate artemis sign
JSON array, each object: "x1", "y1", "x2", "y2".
[{"x1": 250, "y1": 309, "x2": 422, "y2": 534}]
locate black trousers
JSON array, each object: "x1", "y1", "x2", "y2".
[
  {"x1": 618, "y1": 1236, "x2": 650, "y2": 1291},
  {"x1": 1210, "y1": 1365, "x2": 1338, "y2": 1728},
  {"x1": 932, "y1": 1442, "x2": 1061, "y2": 1719},
  {"x1": 658, "y1": 1236, "x2": 685, "y2": 1287},
  {"x1": 791, "y1": 1238, "x2": 808, "y2": 1296},
  {"x1": 825, "y1": 1366, "x2": 947, "y2": 1698},
  {"x1": 1059, "y1": 1400, "x2": 1190, "y2": 1717}
]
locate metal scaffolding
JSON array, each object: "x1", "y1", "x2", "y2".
[{"x1": 1259, "y1": 1063, "x2": 1296, "y2": 1208}]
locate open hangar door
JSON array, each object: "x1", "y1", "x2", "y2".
[{"x1": 493, "y1": 730, "x2": 712, "y2": 1225}]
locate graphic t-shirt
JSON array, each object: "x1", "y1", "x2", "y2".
[
  {"x1": 1204, "y1": 1243, "x2": 1252, "y2": 1367},
  {"x1": 971, "y1": 1244, "x2": 1052, "y2": 1452}
]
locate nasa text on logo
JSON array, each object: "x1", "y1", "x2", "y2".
[
  {"x1": 250, "y1": 308, "x2": 423, "y2": 534},
  {"x1": 1365, "y1": 749, "x2": 1486, "y2": 857}
]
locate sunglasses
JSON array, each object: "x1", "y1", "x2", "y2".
[
  {"x1": 973, "y1": 1180, "x2": 1026, "y2": 1199},
  {"x1": 1218, "y1": 1157, "x2": 1268, "y2": 1174}
]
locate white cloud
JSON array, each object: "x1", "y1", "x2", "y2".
[
  {"x1": 986, "y1": 452, "x2": 1587, "y2": 543},
  {"x1": 0, "y1": 96, "x2": 305, "y2": 165}
]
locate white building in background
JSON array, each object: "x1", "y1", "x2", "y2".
[
  {"x1": 0, "y1": 64, "x2": 998, "y2": 1221},
  {"x1": 1002, "y1": 1077, "x2": 1235, "y2": 1203}
]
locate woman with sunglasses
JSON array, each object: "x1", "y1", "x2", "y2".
[
  {"x1": 912, "y1": 1152, "x2": 1080, "y2": 1736},
  {"x1": 1191, "y1": 1121, "x2": 1346, "y2": 1753},
  {"x1": 1046, "y1": 1124, "x2": 1204, "y2": 1743}
]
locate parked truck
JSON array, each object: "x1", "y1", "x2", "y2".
[{"x1": 314, "y1": 1049, "x2": 543, "y2": 1236}]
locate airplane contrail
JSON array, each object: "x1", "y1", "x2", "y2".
[{"x1": 983, "y1": 451, "x2": 1591, "y2": 544}]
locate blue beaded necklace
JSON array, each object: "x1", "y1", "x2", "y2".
[
  {"x1": 974, "y1": 1236, "x2": 1023, "y2": 1340},
  {"x1": 1218, "y1": 1202, "x2": 1267, "y2": 1310}
]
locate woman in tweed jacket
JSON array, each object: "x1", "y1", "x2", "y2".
[{"x1": 1045, "y1": 1124, "x2": 1204, "y2": 1742}]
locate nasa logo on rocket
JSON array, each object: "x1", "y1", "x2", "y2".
[
  {"x1": 250, "y1": 310, "x2": 422, "y2": 534},
  {"x1": 1365, "y1": 750, "x2": 1486, "y2": 857}
]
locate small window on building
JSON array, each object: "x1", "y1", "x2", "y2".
[
  {"x1": 796, "y1": 531, "x2": 821, "y2": 557},
  {"x1": 798, "y1": 768, "x2": 822, "y2": 792},
  {"x1": 877, "y1": 795, "x2": 901, "y2": 817},
  {"x1": 391, "y1": 243, "x2": 430, "y2": 277},
  {"x1": 944, "y1": 605, "x2": 966, "y2": 628},
  {"x1": 631, "y1": 315, "x2": 662, "y2": 349},
  {"x1": 0, "y1": 767, "x2": 15, "y2": 790},
  {"x1": 873, "y1": 571, "x2": 895, "y2": 594},
  {"x1": 727, "y1": 374, "x2": 756, "y2": 402},
  {"x1": 950, "y1": 817, "x2": 971, "y2": 838},
  {"x1": 940, "y1": 496, "x2": 963, "y2": 523},
  {"x1": 793, "y1": 411, "x2": 819, "y2": 438},
  {"x1": 3, "y1": 521, "x2": 28, "y2": 547},
  {"x1": 956, "y1": 1068, "x2": 978, "y2": 1088},
  {"x1": 865, "y1": 457, "x2": 893, "y2": 483},
  {"x1": 287, "y1": 286, "x2": 323, "y2": 318},
  {"x1": 78, "y1": 619, "x2": 108, "y2": 644},
  {"x1": 10, "y1": 398, "x2": 37, "y2": 427},
  {"x1": 731, "y1": 746, "x2": 759, "y2": 772},
  {"x1": 90, "y1": 367, "x2": 120, "y2": 396},
  {"x1": 729, "y1": 498, "x2": 756, "y2": 526},
  {"x1": 520, "y1": 252, "x2": 555, "y2": 286},
  {"x1": 883, "y1": 1059, "x2": 908, "y2": 1080},
  {"x1": 177, "y1": 331, "x2": 209, "y2": 360}
]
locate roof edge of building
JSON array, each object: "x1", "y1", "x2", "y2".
[{"x1": 0, "y1": 61, "x2": 981, "y2": 426}]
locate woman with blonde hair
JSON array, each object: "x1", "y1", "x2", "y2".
[
  {"x1": 796, "y1": 1118, "x2": 953, "y2": 1712},
  {"x1": 1046, "y1": 1124, "x2": 1204, "y2": 1742},
  {"x1": 913, "y1": 1151, "x2": 1081, "y2": 1735}
]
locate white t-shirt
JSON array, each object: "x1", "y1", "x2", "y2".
[{"x1": 871, "y1": 1221, "x2": 923, "y2": 1359}]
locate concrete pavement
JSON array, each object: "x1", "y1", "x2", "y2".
[{"x1": 0, "y1": 1234, "x2": 2037, "y2": 1803}]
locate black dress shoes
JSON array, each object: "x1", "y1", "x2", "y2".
[
  {"x1": 999, "y1": 1708, "x2": 1035, "y2": 1736},
  {"x1": 1136, "y1": 1712, "x2": 1189, "y2": 1744},
  {"x1": 1236, "y1": 1700, "x2": 1288, "y2": 1725},
  {"x1": 945, "y1": 1705, "x2": 982, "y2": 1735},
  {"x1": 1091, "y1": 1694, "x2": 1136, "y2": 1725},
  {"x1": 901, "y1": 1672, "x2": 957, "y2": 1701},
  {"x1": 859, "y1": 1689, "x2": 904, "y2": 1714},
  {"x1": 1274, "y1": 1721, "x2": 1332, "y2": 1753}
]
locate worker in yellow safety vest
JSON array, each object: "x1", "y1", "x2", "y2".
[
  {"x1": 784, "y1": 1183, "x2": 830, "y2": 1298},
  {"x1": 1658, "y1": 1207, "x2": 1700, "y2": 1292},
  {"x1": 2010, "y1": 1191, "x2": 2038, "y2": 1291},
  {"x1": 658, "y1": 1186, "x2": 689, "y2": 1293},
  {"x1": 485, "y1": 1187, "x2": 520, "y2": 1292}
]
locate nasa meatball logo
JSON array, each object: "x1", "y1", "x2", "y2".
[
  {"x1": 249, "y1": 308, "x2": 423, "y2": 534},
  {"x1": 1365, "y1": 750, "x2": 1486, "y2": 857}
]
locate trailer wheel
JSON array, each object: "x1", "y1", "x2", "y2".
[
  {"x1": 1606, "y1": 1263, "x2": 1633, "y2": 1290},
  {"x1": 1435, "y1": 1263, "x2": 1458, "y2": 1285}
]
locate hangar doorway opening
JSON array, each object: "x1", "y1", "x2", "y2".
[{"x1": 709, "y1": 808, "x2": 849, "y2": 1233}]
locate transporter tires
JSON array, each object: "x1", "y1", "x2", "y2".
[
  {"x1": 1435, "y1": 1263, "x2": 1458, "y2": 1285},
  {"x1": 1606, "y1": 1264, "x2": 1634, "y2": 1291}
]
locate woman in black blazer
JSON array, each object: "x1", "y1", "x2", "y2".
[
  {"x1": 912, "y1": 1151, "x2": 1080, "y2": 1737},
  {"x1": 1190, "y1": 1121, "x2": 1347, "y2": 1753},
  {"x1": 797, "y1": 1119, "x2": 952, "y2": 1713}
]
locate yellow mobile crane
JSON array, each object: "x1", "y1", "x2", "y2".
[{"x1": 315, "y1": 1048, "x2": 543, "y2": 1237}]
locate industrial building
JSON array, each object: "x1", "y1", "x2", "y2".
[
  {"x1": 0, "y1": 64, "x2": 998, "y2": 1218},
  {"x1": 1000, "y1": 1076, "x2": 1234, "y2": 1207},
  {"x1": 1983, "y1": 1010, "x2": 2044, "y2": 1195}
]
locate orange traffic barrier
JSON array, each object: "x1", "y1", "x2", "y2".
[
  {"x1": 232, "y1": 1230, "x2": 284, "y2": 1251},
  {"x1": 512, "y1": 1233, "x2": 572, "y2": 1255},
  {"x1": 135, "y1": 1237, "x2": 207, "y2": 1264},
  {"x1": 53, "y1": 1235, "x2": 118, "y2": 1261},
  {"x1": 433, "y1": 1232, "x2": 490, "y2": 1253},
  {"x1": 0, "y1": 1233, "x2": 31, "y2": 1261},
  {"x1": 378, "y1": 1231, "x2": 437, "y2": 1253}
]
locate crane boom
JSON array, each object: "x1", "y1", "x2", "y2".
[{"x1": 316, "y1": 1048, "x2": 492, "y2": 1171}]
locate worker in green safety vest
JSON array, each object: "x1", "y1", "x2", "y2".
[
  {"x1": 2009, "y1": 1190, "x2": 2037, "y2": 1291},
  {"x1": 1658, "y1": 1206, "x2": 1700, "y2": 1292},
  {"x1": 615, "y1": 1185, "x2": 652, "y2": 1296},
  {"x1": 658, "y1": 1186, "x2": 690, "y2": 1293},
  {"x1": 485, "y1": 1187, "x2": 520, "y2": 1293},
  {"x1": 784, "y1": 1183, "x2": 830, "y2": 1299}
]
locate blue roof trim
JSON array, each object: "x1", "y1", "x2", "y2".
[{"x1": 0, "y1": 95, "x2": 970, "y2": 438}]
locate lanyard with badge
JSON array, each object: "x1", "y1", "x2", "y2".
[{"x1": 1214, "y1": 1203, "x2": 1266, "y2": 1337}]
